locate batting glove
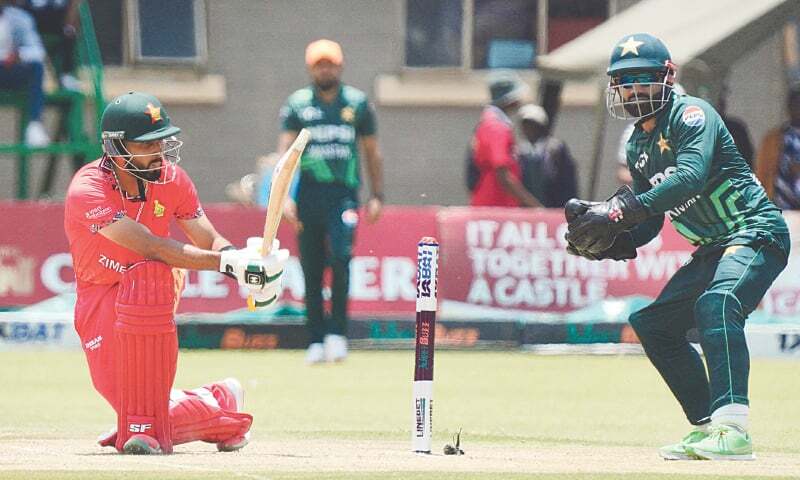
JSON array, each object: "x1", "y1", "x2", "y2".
[{"x1": 220, "y1": 238, "x2": 289, "y2": 307}]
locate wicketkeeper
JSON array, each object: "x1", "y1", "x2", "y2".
[
  {"x1": 65, "y1": 92, "x2": 288, "y2": 454},
  {"x1": 565, "y1": 33, "x2": 790, "y2": 460}
]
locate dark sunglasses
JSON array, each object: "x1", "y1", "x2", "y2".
[{"x1": 614, "y1": 72, "x2": 661, "y2": 85}]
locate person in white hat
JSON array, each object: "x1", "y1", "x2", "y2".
[{"x1": 517, "y1": 104, "x2": 578, "y2": 207}]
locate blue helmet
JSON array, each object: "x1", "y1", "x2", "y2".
[{"x1": 606, "y1": 33, "x2": 677, "y2": 120}]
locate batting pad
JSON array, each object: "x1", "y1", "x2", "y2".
[
  {"x1": 114, "y1": 261, "x2": 179, "y2": 453},
  {"x1": 170, "y1": 389, "x2": 253, "y2": 445}
]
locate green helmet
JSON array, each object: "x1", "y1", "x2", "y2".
[
  {"x1": 605, "y1": 33, "x2": 677, "y2": 120},
  {"x1": 101, "y1": 91, "x2": 181, "y2": 142},
  {"x1": 101, "y1": 92, "x2": 182, "y2": 183}
]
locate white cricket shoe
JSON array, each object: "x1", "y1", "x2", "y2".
[
  {"x1": 305, "y1": 342, "x2": 325, "y2": 364},
  {"x1": 25, "y1": 121, "x2": 50, "y2": 147},
  {"x1": 324, "y1": 334, "x2": 348, "y2": 362},
  {"x1": 60, "y1": 73, "x2": 82, "y2": 91}
]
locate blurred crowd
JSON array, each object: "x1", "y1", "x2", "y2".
[{"x1": 0, "y1": 0, "x2": 81, "y2": 147}]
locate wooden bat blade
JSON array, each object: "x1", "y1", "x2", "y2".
[{"x1": 261, "y1": 128, "x2": 311, "y2": 254}]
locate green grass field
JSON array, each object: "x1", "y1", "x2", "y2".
[{"x1": 1, "y1": 349, "x2": 799, "y2": 479}]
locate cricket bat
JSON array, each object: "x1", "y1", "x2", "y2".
[{"x1": 247, "y1": 128, "x2": 311, "y2": 311}]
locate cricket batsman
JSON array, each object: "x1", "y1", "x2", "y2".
[
  {"x1": 65, "y1": 91, "x2": 288, "y2": 454},
  {"x1": 565, "y1": 34, "x2": 790, "y2": 460}
]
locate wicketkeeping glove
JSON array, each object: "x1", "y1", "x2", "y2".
[
  {"x1": 219, "y1": 238, "x2": 289, "y2": 307},
  {"x1": 566, "y1": 231, "x2": 637, "y2": 261},
  {"x1": 565, "y1": 185, "x2": 648, "y2": 255}
]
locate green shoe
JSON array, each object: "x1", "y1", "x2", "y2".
[
  {"x1": 685, "y1": 424, "x2": 755, "y2": 461},
  {"x1": 658, "y1": 428, "x2": 709, "y2": 460}
]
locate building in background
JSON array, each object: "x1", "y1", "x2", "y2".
[{"x1": 0, "y1": 0, "x2": 795, "y2": 204}]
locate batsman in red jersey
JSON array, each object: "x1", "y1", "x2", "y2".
[{"x1": 64, "y1": 91, "x2": 288, "y2": 454}]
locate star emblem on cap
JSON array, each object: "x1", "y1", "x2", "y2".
[
  {"x1": 144, "y1": 103, "x2": 162, "y2": 124},
  {"x1": 619, "y1": 36, "x2": 645, "y2": 57},
  {"x1": 657, "y1": 133, "x2": 671, "y2": 154}
]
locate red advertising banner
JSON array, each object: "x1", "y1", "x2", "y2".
[
  {"x1": 437, "y1": 207, "x2": 800, "y2": 319},
  {"x1": 0, "y1": 202, "x2": 437, "y2": 314},
  {"x1": 2, "y1": 202, "x2": 799, "y2": 319},
  {"x1": 438, "y1": 207, "x2": 693, "y2": 315}
]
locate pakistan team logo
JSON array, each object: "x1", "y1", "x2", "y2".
[{"x1": 341, "y1": 107, "x2": 355, "y2": 123}]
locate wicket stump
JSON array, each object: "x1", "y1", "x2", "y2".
[{"x1": 412, "y1": 236, "x2": 439, "y2": 453}]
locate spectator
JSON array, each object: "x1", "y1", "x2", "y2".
[
  {"x1": 717, "y1": 82, "x2": 754, "y2": 169},
  {"x1": 616, "y1": 122, "x2": 635, "y2": 186},
  {"x1": 278, "y1": 39, "x2": 384, "y2": 364},
  {"x1": 756, "y1": 83, "x2": 800, "y2": 209},
  {"x1": 517, "y1": 104, "x2": 578, "y2": 208},
  {"x1": 0, "y1": 0, "x2": 49, "y2": 146},
  {"x1": 469, "y1": 70, "x2": 540, "y2": 207},
  {"x1": 17, "y1": 0, "x2": 81, "y2": 91}
]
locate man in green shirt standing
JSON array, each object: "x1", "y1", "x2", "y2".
[
  {"x1": 566, "y1": 33, "x2": 789, "y2": 460},
  {"x1": 278, "y1": 39, "x2": 384, "y2": 364}
]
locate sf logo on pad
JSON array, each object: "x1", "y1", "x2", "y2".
[{"x1": 129, "y1": 423, "x2": 153, "y2": 433}]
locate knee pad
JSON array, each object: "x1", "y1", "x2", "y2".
[{"x1": 114, "y1": 261, "x2": 179, "y2": 453}]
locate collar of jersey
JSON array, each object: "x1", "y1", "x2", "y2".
[{"x1": 312, "y1": 84, "x2": 344, "y2": 105}]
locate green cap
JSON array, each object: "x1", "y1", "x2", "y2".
[
  {"x1": 101, "y1": 91, "x2": 181, "y2": 142},
  {"x1": 607, "y1": 33, "x2": 671, "y2": 75}
]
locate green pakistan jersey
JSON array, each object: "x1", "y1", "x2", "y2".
[
  {"x1": 280, "y1": 84, "x2": 376, "y2": 190},
  {"x1": 626, "y1": 94, "x2": 789, "y2": 254}
]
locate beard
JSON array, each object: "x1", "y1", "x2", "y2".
[
  {"x1": 130, "y1": 159, "x2": 163, "y2": 182},
  {"x1": 139, "y1": 169, "x2": 162, "y2": 182},
  {"x1": 623, "y1": 95, "x2": 664, "y2": 118},
  {"x1": 315, "y1": 77, "x2": 339, "y2": 92}
]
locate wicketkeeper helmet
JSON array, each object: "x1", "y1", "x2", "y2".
[{"x1": 606, "y1": 33, "x2": 677, "y2": 120}]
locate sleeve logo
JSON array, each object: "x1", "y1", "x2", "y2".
[
  {"x1": 85, "y1": 205, "x2": 113, "y2": 219},
  {"x1": 681, "y1": 106, "x2": 705, "y2": 127}
]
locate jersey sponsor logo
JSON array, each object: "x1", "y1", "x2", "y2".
[
  {"x1": 300, "y1": 106, "x2": 323, "y2": 122},
  {"x1": 98, "y1": 254, "x2": 128, "y2": 273},
  {"x1": 649, "y1": 166, "x2": 677, "y2": 187},
  {"x1": 681, "y1": 106, "x2": 705, "y2": 127},
  {"x1": 665, "y1": 195, "x2": 700, "y2": 220},
  {"x1": 635, "y1": 152, "x2": 649, "y2": 171},
  {"x1": 308, "y1": 124, "x2": 356, "y2": 143},
  {"x1": 306, "y1": 143, "x2": 351, "y2": 161},
  {"x1": 85, "y1": 205, "x2": 113, "y2": 220}
]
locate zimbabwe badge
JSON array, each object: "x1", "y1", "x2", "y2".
[
  {"x1": 144, "y1": 103, "x2": 162, "y2": 124},
  {"x1": 153, "y1": 199, "x2": 165, "y2": 217}
]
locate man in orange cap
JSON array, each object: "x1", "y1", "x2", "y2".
[{"x1": 278, "y1": 39, "x2": 384, "y2": 364}]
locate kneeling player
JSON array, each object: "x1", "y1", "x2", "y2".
[
  {"x1": 565, "y1": 34, "x2": 789, "y2": 460},
  {"x1": 65, "y1": 92, "x2": 287, "y2": 454}
]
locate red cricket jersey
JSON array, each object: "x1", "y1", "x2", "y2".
[
  {"x1": 64, "y1": 158, "x2": 203, "y2": 289},
  {"x1": 470, "y1": 105, "x2": 522, "y2": 207}
]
